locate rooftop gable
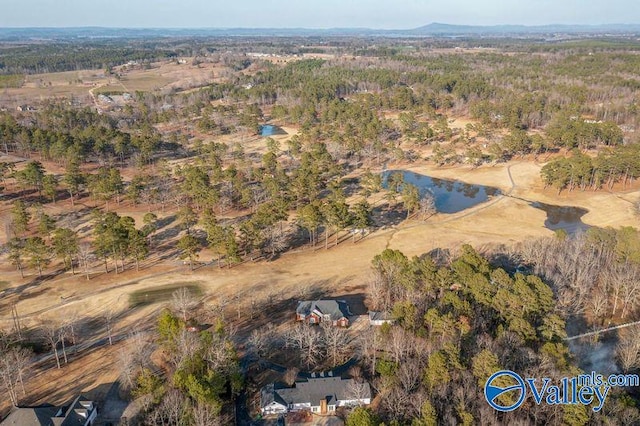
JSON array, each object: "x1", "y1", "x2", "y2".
[
  {"x1": 296, "y1": 300, "x2": 350, "y2": 321},
  {"x1": 262, "y1": 376, "x2": 370, "y2": 408},
  {"x1": 0, "y1": 406, "x2": 58, "y2": 426}
]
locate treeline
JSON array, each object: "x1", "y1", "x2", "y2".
[
  {"x1": 541, "y1": 145, "x2": 640, "y2": 192},
  {"x1": 0, "y1": 104, "x2": 161, "y2": 166},
  {"x1": 353, "y1": 246, "x2": 640, "y2": 425},
  {"x1": 520, "y1": 227, "x2": 640, "y2": 325},
  {"x1": 238, "y1": 49, "x2": 640, "y2": 131},
  {"x1": 0, "y1": 43, "x2": 178, "y2": 74},
  {"x1": 5, "y1": 199, "x2": 151, "y2": 279}
]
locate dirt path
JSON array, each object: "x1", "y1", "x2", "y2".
[{"x1": 88, "y1": 85, "x2": 101, "y2": 113}]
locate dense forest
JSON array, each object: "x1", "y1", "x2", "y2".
[{"x1": 348, "y1": 245, "x2": 640, "y2": 425}]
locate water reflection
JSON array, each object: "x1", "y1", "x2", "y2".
[
  {"x1": 260, "y1": 124, "x2": 286, "y2": 137},
  {"x1": 381, "y1": 170, "x2": 500, "y2": 214},
  {"x1": 530, "y1": 201, "x2": 589, "y2": 233}
]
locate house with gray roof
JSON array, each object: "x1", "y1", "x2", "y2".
[
  {"x1": 1, "y1": 395, "x2": 97, "y2": 426},
  {"x1": 368, "y1": 311, "x2": 395, "y2": 326},
  {"x1": 296, "y1": 300, "x2": 351, "y2": 327},
  {"x1": 261, "y1": 375, "x2": 371, "y2": 415}
]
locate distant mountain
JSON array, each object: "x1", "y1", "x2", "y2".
[
  {"x1": 411, "y1": 22, "x2": 640, "y2": 35},
  {"x1": 0, "y1": 23, "x2": 640, "y2": 40},
  {"x1": 0, "y1": 26, "x2": 390, "y2": 40}
]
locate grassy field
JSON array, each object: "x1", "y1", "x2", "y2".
[
  {"x1": 128, "y1": 282, "x2": 203, "y2": 308},
  {"x1": 0, "y1": 74, "x2": 24, "y2": 88},
  {"x1": 93, "y1": 85, "x2": 125, "y2": 95},
  {"x1": 119, "y1": 74, "x2": 172, "y2": 91}
]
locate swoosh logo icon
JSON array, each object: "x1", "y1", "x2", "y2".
[{"x1": 484, "y1": 370, "x2": 527, "y2": 412}]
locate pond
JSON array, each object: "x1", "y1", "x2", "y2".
[
  {"x1": 260, "y1": 124, "x2": 286, "y2": 137},
  {"x1": 382, "y1": 170, "x2": 501, "y2": 214},
  {"x1": 530, "y1": 202, "x2": 589, "y2": 233}
]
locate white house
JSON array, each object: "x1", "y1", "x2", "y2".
[{"x1": 261, "y1": 375, "x2": 371, "y2": 416}]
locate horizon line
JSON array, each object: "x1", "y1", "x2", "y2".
[{"x1": 1, "y1": 22, "x2": 640, "y2": 31}]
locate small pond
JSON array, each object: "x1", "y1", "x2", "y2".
[
  {"x1": 382, "y1": 170, "x2": 501, "y2": 214},
  {"x1": 260, "y1": 124, "x2": 286, "y2": 137},
  {"x1": 530, "y1": 202, "x2": 589, "y2": 233}
]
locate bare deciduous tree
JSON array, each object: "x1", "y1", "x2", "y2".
[
  {"x1": 77, "y1": 242, "x2": 94, "y2": 280},
  {"x1": 119, "y1": 331, "x2": 154, "y2": 391},
  {"x1": 397, "y1": 358, "x2": 422, "y2": 393},
  {"x1": 0, "y1": 346, "x2": 31, "y2": 406},
  {"x1": 247, "y1": 325, "x2": 276, "y2": 360},
  {"x1": 206, "y1": 334, "x2": 234, "y2": 373},
  {"x1": 103, "y1": 309, "x2": 115, "y2": 346},
  {"x1": 118, "y1": 348, "x2": 137, "y2": 391},
  {"x1": 156, "y1": 389, "x2": 186, "y2": 425},
  {"x1": 619, "y1": 267, "x2": 640, "y2": 319},
  {"x1": 284, "y1": 367, "x2": 300, "y2": 386},
  {"x1": 418, "y1": 192, "x2": 437, "y2": 220},
  {"x1": 171, "y1": 287, "x2": 198, "y2": 322},
  {"x1": 264, "y1": 224, "x2": 288, "y2": 257},
  {"x1": 204, "y1": 296, "x2": 228, "y2": 322},
  {"x1": 383, "y1": 387, "x2": 416, "y2": 420},
  {"x1": 617, "y1": 329, "x2": 640, "y2": 372},
  {"x1": 171, "y1": 328, "x2": 201, "y2": 370},
  {"x1": 590, "y1": 287, "x2": 609, "y2": 326},
  {"x1": 389, "y1": 327, "x2": 410, "y2": 364},
  {"x1": 0, "y1": 354, "x2": 18, "y2": 406},
  {"x1": 40, "y1": 321, "x2": 61, "y2": 369},
  {"x1": 346, "y1": 378, "x2": 370, "y2": 407},
  {"x1": 368, "y1": 270, "x2": 391, "y2": 312},
  {"x1": 63, "y1": 311, "x2": 81, "y2": 354},
  {"x1": 322, "y1": 321, "x2": 351, "y2": 366},
  {"x1": 9, "y1": 347, "x2": 31, "y2": 397},
  {"x1": 192, "y1": 402, "x2": 222, "y2": 426},
  {"x1": 287, "y1": 323, "x2": 325, "y2": 368},
  {"x1": 59, "y1": 325, "x2": 69, "y2": 365},
  {"x1": 358, "y1": 329, "x2": 381, "y2": 376}
]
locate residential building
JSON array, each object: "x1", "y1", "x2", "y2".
[
  {"x1": 1, "y1": 395, "x2": 97, "y2": 426},
  {"x1": 296, "y1": 300, "x2": 351, "y2": 327},
  {"x1": 261, "y1": 375, "x2": 371, "y2": 415}
]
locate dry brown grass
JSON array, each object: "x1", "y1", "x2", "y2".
[
  {"x1": 0, "y1": 158, "x2": 637, "y2": 417},
  {"x1": 1, "y1": 58, "x2": 639, "y2": 412},
  {"x1": 0, "y1": 59, "x2": 231, "y2": 109}
]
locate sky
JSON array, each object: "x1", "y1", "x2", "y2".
[{"x1": 1, "y1": 0, "x2": 639, "y2": 28}]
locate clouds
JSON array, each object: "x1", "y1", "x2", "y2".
[{"x1": 1, "y1": 0, "x2": 637, "y2": 28}]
